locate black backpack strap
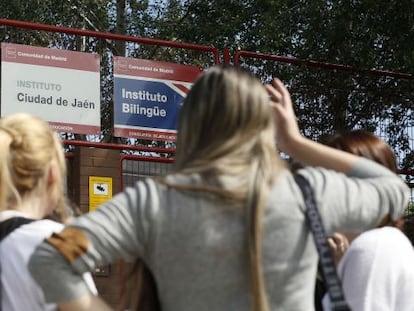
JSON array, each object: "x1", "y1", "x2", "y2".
[
  {"x1": 0, "y1": 217, "x2": 36, "y2": 242},
  {"x1": 294, "y1": 174, "x2": 351, "y2": 311},
  {"x1": 0, "y1": 216, "x2": 36, "y2": 310}
]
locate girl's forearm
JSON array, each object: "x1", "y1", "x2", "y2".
[{"x1": 285, "y1": 136, "x2": 359, "y2": 174}]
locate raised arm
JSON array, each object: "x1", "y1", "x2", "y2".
[
  {"x1": 266, "y1": 78, "x2": 409, "y2": 227},
  {"x1": 266, "y1": 78, "x2": 360, "y2": 173}
]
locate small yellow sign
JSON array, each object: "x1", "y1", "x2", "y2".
[{"x1": 89, "y1": 176, "x2": 113, "y2": 212}]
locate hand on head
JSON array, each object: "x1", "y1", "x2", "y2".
[{"x1": 265, "y1": 78, "x2": 301, "y2": 154}]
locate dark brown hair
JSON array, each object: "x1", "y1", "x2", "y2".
[
  {"x1": 321, "y1": 130, "x2": 397, "y2": 172},
  {"x1": 322, "y1": 130, "x2": 403, "y2": 229}
]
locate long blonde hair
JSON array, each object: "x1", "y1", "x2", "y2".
[
  {"x1": 0, "y1": 113, "x2": 66, "y2": 216},
  {"x1": 173, "y1": 66, "x2": 287, "y2": 311}
]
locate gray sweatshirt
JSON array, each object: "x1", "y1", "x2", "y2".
[{"x1": 29, "y1": 158, "x2": 410, "y2": 311}]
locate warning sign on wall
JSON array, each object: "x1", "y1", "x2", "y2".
[{"x1": 89, "y1": 176, "x2": 113, "y2": 212}]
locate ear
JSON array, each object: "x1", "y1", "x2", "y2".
[{"x1": 46, "y1": 160, "x2": 59, "y2": 188}]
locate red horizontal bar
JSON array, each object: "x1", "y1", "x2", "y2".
[
  {"x1": 0, "y1": 18, "x2": 220, "y2": 64},
  {"x1": 62, "y1": 139, "x2": 175, "y2": 154},
  {"x1": 398, "y1": 169, "x2": 414, "y2": 175},
  {"x1": 120, "y1": 154, "x2": 174, "y2": 163},
  {"x1": 234, "y1": 50, "x2": 413, "y2": 79}
]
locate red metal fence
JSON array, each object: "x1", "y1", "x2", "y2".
[
  {"x1": 0, "y1": 18, "x2": 221, "y2": 64},
  {"x1": 2, "y1": 18, "x2": 413, "y2": 207}
]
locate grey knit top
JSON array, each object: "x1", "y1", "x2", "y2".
[{"x1": 29, "y1": 158, "x2": 410, "y2": 311}]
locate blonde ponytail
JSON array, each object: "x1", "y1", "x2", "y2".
[
  {"x1": 0, "y1": 114, "x2": 66, "y2": 216},
  {"x1": 0, "y1": 127, "x2": 21, "y2": 210}
]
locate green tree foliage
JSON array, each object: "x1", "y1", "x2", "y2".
[
  {"x1": 1, "y1": 0, "x2": 114, "y2": 139},
  {"x1": 163, "y1": 0, "x2": 413, "y2": 170},
  {"x1": 1, "y1": 0, "x2": 413, "y2": 169}
]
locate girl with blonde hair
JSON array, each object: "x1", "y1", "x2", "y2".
[
  {"x1": 0, "y1": 113, "x2": 96, "y2": 310},
  {"x1": 29, "y1": 67, "x2": 409, "y2": 311}
]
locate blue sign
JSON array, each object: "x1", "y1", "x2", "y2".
[{"x1": 114, "y1": 77, "x2": 185, "y2": 131}]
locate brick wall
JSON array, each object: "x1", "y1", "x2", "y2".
[{"x1": 69, "y1": 147, "x2": 122, "y2": 308}]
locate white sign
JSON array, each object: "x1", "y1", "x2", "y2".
[{"x1": 1, "y1": 43, "x2": 101, "y2": 135}]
